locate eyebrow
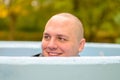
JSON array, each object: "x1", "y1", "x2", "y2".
[
  {"x1": 43, "y1": 32, "x2": 69, "y2": 38},
  {"x1": 56, "y1": 34, "x2": 69, "y2": 38},
  {"x1": 43, "y1": 33, "x2": 49, "y2": 35}
]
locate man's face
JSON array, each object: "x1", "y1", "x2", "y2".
[{"x1": 42, "y1": 16, "x2": 82, "y2": 57}]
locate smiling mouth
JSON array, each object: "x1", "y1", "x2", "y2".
[{"x1": 48, "y1": 52, "x2": 62, "y2": 56}]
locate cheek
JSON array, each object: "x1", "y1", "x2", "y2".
[
  {"x1": 41, "y1": 41, "x2": 47, "y2": 49},
  {"x1": 59, "y1": 43, "x2": 73, "y2": 52},
  {"x1": 63, "y1": 42, "x2": 79, "y2": 53}
]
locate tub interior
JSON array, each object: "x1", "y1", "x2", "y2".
[{"x1": 0, "y1": 41, "x2": 120, "y2": 56}]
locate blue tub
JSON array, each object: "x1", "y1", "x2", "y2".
[
  {"x1": 0, "y1": 41, "x2": 120, "y2": 80},
  {"x1": 0, "y1": 57, "x2": 120, "y2": 80}
]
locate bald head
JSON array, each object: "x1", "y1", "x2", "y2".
[
  {"x1": 42, "y1": 13, "x2": 85, "y2": 56},
  {"x1": 45, "y1": 13, "x2": 84, "y2": 41}
]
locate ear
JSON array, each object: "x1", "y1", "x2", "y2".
[{"x1": 78, "y1": 38, "x2": 86, "y2": 52}]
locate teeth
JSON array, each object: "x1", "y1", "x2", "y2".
[{"x1": 48, "y1": 52, "x2": 60, "y2": 56}]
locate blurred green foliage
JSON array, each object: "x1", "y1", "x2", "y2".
[{"x1": 0, "y1": 0, "x2": 120, "y2": 43}]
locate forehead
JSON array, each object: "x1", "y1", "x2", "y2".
[
  {"x1": 44, "y1": 25, "x2": 71, "y2": 37},
  {"x1": 44, "y1": 27, "x2": 74, "y2": 40},
  {"x1": 48, "y1": 16, "x2": 73, "y2": 25},
  {"x1": 45, "y1": 15, "x2": 75, "y2": 31},
  {"x1": 44, "y1": 15, "x2": 80, "y2": 39}
]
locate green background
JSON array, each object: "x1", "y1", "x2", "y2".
[{"x1": 0, "y1": 0, "x2": 120, "y2": 43}]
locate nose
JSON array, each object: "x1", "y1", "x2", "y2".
[{"x1": 47, "y1": 38, "x2": 57, "y2": 50}]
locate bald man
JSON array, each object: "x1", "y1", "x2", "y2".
[{"x1": 34, "y1": 13, "x2": 85, "y2": 57}]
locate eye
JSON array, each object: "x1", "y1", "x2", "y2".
[
  {"x1": 43, "y1": 35, "x2": 50, "y2": 41},
  {"x1": 58, "y1": 37, "x2": 67, "y2": 42}
]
